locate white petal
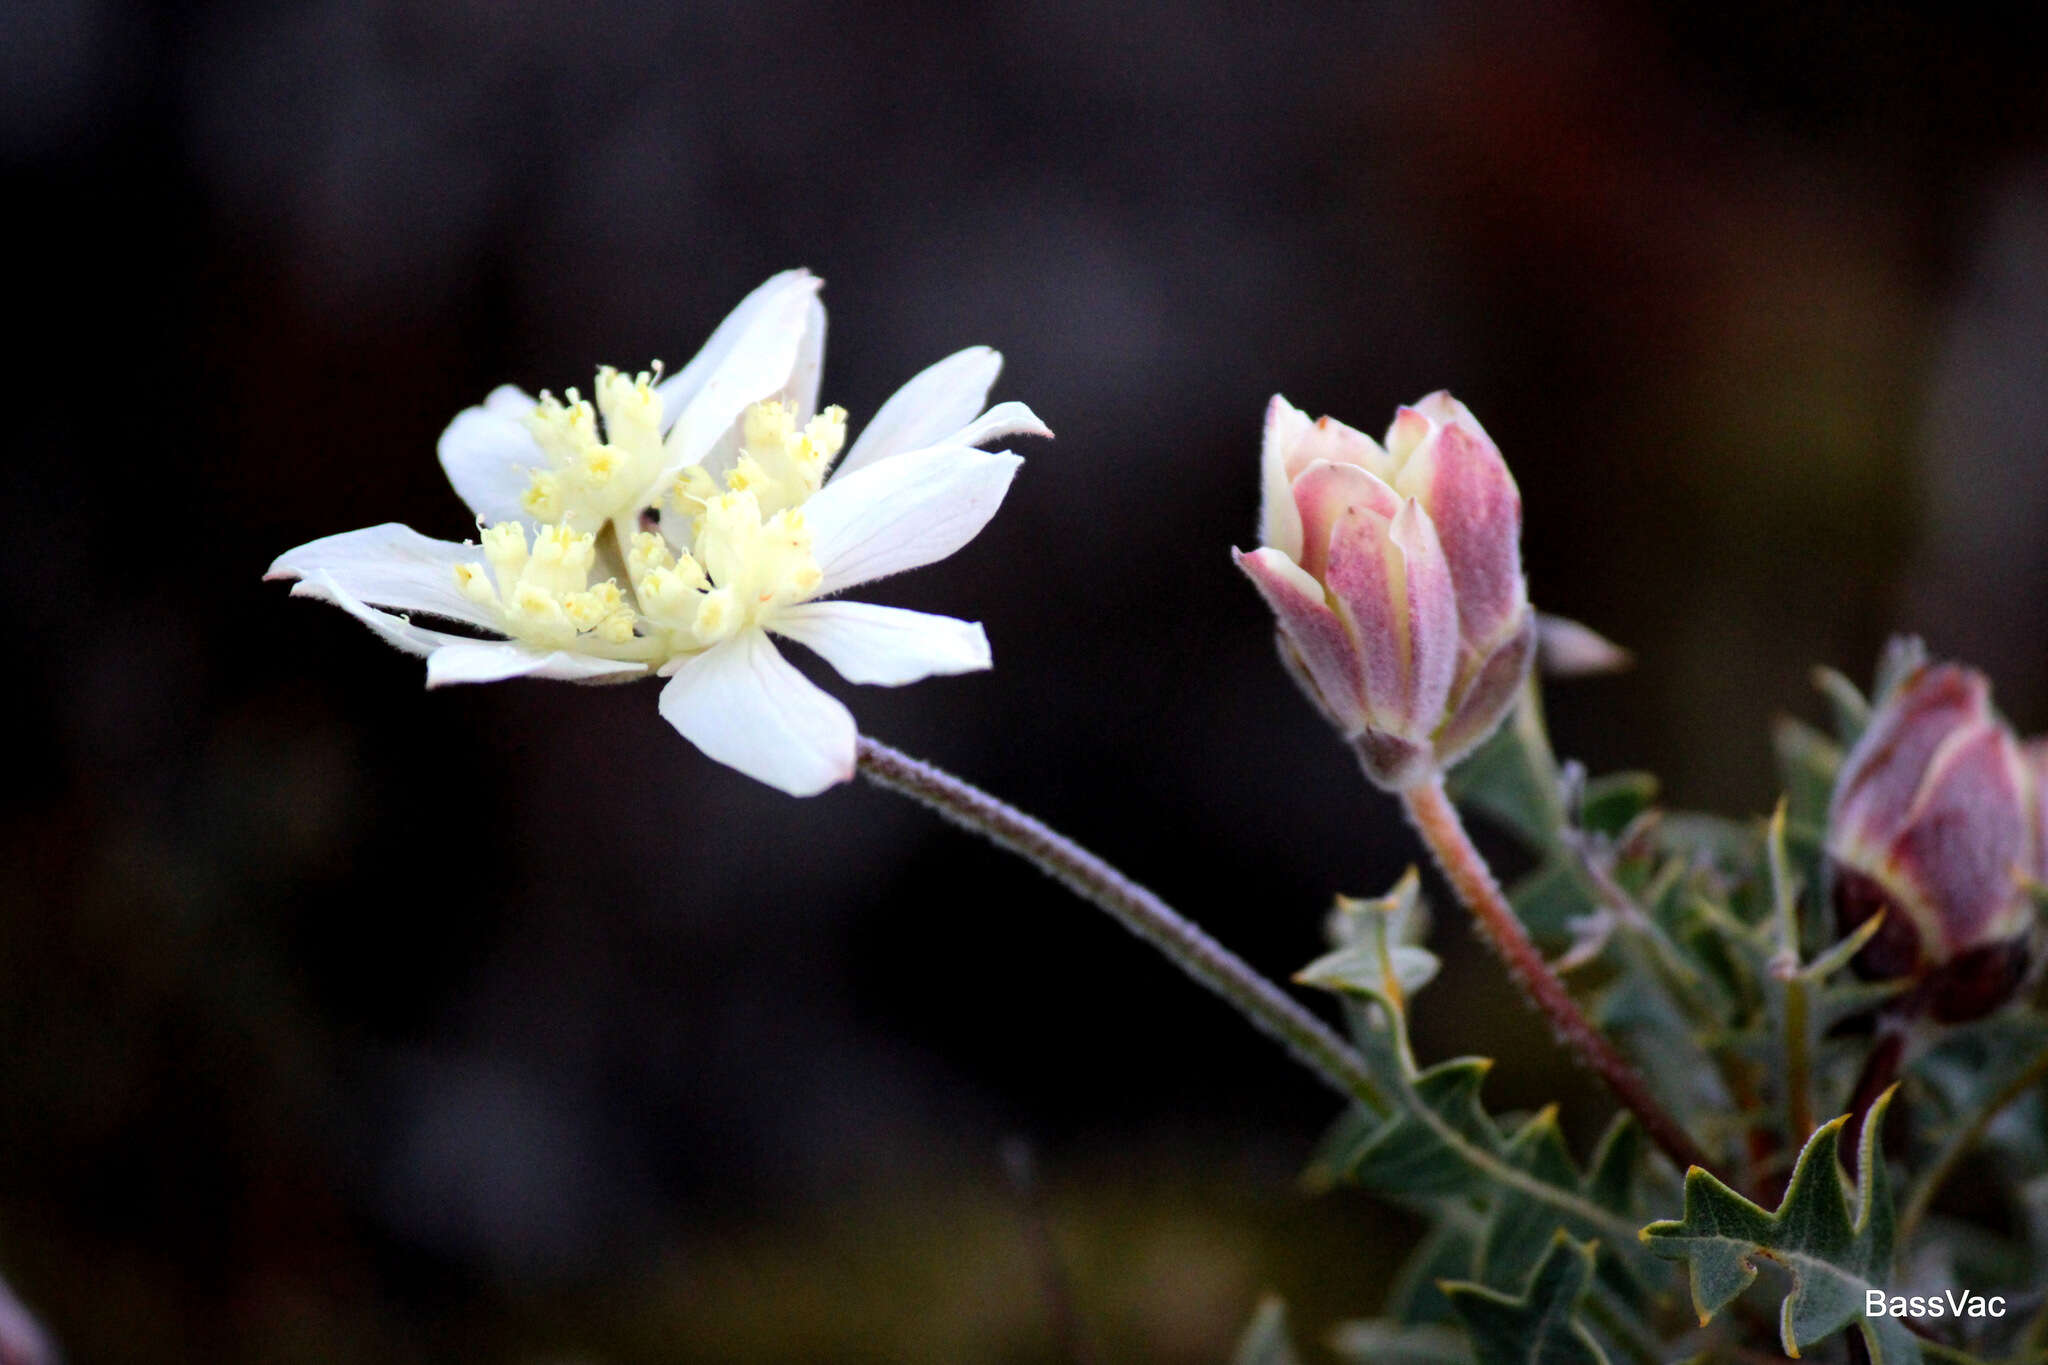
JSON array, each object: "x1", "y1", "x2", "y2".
[
  {"x1": 482, "y1": 383, "x2": 535, "y2": 418},
  {"x1": 659, "y1": 271, "x2": 822, "y2": 477},
  {"x1": 1260, "y1": 394, "x2": 1310, "y2": 559},
  {"x1": 785, "y1": 295, "x2": 827, "y2": 422},
  {"x1": 771, "y1": 601, "x2": 991, "y2": 685},
  {"x1": 920, "y1": 400, "x2": 1052, "y2": 457},
  {"x1": 656, "y1": 631, "x2": 857, "y2": 796},
  {"x1": 834, "y1": 347, "x2": 1002, "y2": 478},
  {"x1": 805, "y1": 446, "x2": 1023, "y2": 596},
  {"x1": 425, "y1": 641, "x2": 645, "y2": 688},
  {"x1": 439, "y1": 392, "x2": 544, "y2": 525},
  {"x1": 290, "y1": 571, "x2": 473, "y2": 660},
  {"x1": 267, "y1": 523, "x2": 502, "y2": 630}
]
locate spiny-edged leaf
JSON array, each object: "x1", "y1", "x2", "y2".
[
  {"x1": 1442, "y1": 1232, "x2": 1610, "y2": 1365},
  {"x1": 1347, "y1": 1058, "x2": 1502, "y2": 1198},
  {"x1": 1300, "y1": 874, "x2": 1645, "y2": 1241},
  {"x1": 1811, "y1": 665, "x2": 1870, "y2": 747},
  {"x1": 1302, "y1": 1103, "x2": 1378, "y2": 1194},
  {"x1": 1329, "y1": 1319, "x2": 1473, "y2": 1364},
  {"x1": 1300, "y1": 870, "x2": 1440, "y2": 1010},
  {"x1": 1584, "y1": 1114, "x2": 1645, "y2": 1215},
  {"x1": 1230, "y1": 1296, "x2": 1302, "y2": 1365},
  {"x1": 1773, "y1": 715, "x2": 1841, "y2": 838},
  {"x1": 1808, "y1": 977, "x2": 1910, "y2": 1035},
  {"x1": 1668, "y1": 894, "x2": 1761, "y2": 1013},
  {"x1": 1299, "y1": 872, "x2": 1497, "y2": 1201},
  {"x1": 1387, "y1": 1221, "x2": 1481, "y2": 1325},
  {"x1": 1640, "y1": 1087, "x2": 1919, "y2": 1362},
  {"x1": 1478, "y1": 1108, "x2": 1597, "y2": 1289},
  {"x1": 1508, "y1": 857, "x2": 1600, "y2": 948},
  {"x1": 1479, "y1": 1110, "x2": 1655, "y2": 1297},
  {"x1": 1799, "y1": 907, "x2": 1891, "y2": 982},
  {"x1": 1579, "y1": 771, "x2": 1658, "y2": 837},
  {"x1": 1652, "y1": 811, "x2": 1761, "y2": 875},
  {"x1": 1445, "y1": 683, "x2": 1564, "y2": 852}
]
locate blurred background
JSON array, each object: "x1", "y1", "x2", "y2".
[{"x1": 5, "y1": 1, "x2": 2048, "y2": 1360}]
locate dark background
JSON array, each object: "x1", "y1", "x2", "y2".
[{"x1": 6, "y1": 2, "x2": 2048, "y2": 1361}]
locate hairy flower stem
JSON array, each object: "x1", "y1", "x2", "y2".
[
  {"x1": 1399, "y1": 775, "x2": 1717, "y2": 1179},
  {"x1": 861, "y1": 737, "x2": 1650, "y2": 1245},
  {"x1": 856, "y1": 737, "x2": 1392, "y2": 1113}
]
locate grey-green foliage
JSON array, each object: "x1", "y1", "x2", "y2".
[
  {"x1": 1642, "y1": 1088, "x2": 1916, "y2": 1362},
  {"x1": 1237, "y1": 656, "x2": 2047, "y2": 1364},
  {"x1": 1291, "y1": 870, "x2": 1652, "y2": 1362},
  {"x1": 1442, "y1": 1234, "x2": 1611, "y2": 1365}
]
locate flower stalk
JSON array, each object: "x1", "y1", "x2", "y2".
[
  {"x1": 1398, "y1": 773, "x2": 1716, "y2": 1178},
  {"x1": 1765, "y1": 800, "x2": 1817, "y2": 1145},
  {"x1": 855, "y1": 736, "x2": 1392, "y2": 1114},
  {"x1": 857, "y1": 736, "x2": 1649, "y2": 1247}
]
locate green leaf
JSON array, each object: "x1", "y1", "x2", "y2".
[
  {"x1": 1445, "y1": 682, "x2": 1565, "y2": 852},
  {"x1": 1578, "y1": 771, "x2": 1658, "y2": 838},
  {"x1": 1640, "y1": 1087, "x2": 1920, "y2": 1362},
  {"x1": 1385, "y1": 1221, "x2": 1481, "y2": 1325},
  {"x1": 1299, "y1": 869, "x2": 1440, "y2": 1010},
  {"x1": 1811, "y1": 665, "x2": 1871, "y2": 747},
  {"x1": 1230, "y1": 1296, "x2": 1303, "y2": 1365},
  {"x1": 1772, "y1": 716, "x2": 1841, "y2": 840},
  {"x1": 1299, "y1": 874, "x2": 1646, "y2": 1246},
  {"x1": 1442, "y1": 1233, "x2": 1610, "y2": 1365},
  {"x1": 1479, "y1": 1108, "x2": 1618, "y2": 1291},
  {"x1": 1347, "y1": 1058, "x2": 1502, "y2": 1197},
  {"x1": 1507, "y1": 857, "x2": 1600, "y2": 948}
]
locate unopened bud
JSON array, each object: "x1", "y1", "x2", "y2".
[
  {"x1": 1828, "y1": 649, "x2": 2042, "y2": 1022},
  {"x1": 1238, "y1": 392, "x2": 1534, "y2": 789}
]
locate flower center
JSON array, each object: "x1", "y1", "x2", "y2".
[
  {"x1": 630, "y1": 400, "x2": 847, "y2": 648},
  {"x1": 453, "y1": 522, "x2": 650, "y2": 657},
  {"x1": 519, "y1": 365, "x2": 670, "y2": 531},
  {"x1": 454, "y1": 398, "x2": 850, "y2": 661}
]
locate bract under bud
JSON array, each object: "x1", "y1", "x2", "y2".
[
  {"x1": 1827, "y1": 651, "x2": 2044, "y2": 1022},
  {"x1": 1239, "y1": 392, "x2": 1533, "y2": 789}
]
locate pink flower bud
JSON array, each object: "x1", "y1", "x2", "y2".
[
  {"x1": 1240, "y1": 393, "x2": 1533, "y2": 789},
  {"x1": 1828, "y1": 655, "x2": 2043, "y2": 1022},
  {"x1": 2029, "y1": 738, "x2": 2048, "y2": 876}
]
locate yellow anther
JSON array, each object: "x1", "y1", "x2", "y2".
[
  {"x1": 522, "y1": 471, "x2": 565, "y2": 521},
  {"x1": 562, "y1": 590, "x2": 609, "y2": 632},
  {"x1": 454, "y1": 562, "x2": 498, "y2": 606},
  {"x1": 693, "y1": 587, "x2": 738, "y2": 643},
  {"x1": 509, "y1": 583, "x2": 569, "y2": 632},
  {"x1": 482, "y1": 521, "x2": 528, "y2": 575},
  {"x1": 629, "y1": 530, "x2": 675, "y2": 575},
  {"x1": 526, "y1": 392, "x2": 600, "y2": 465},
  {"x1": 532, "y1": 524, "x2": 571, "y2": 566},
  {"x1": 743, "y1": 400, "x2": 795, "y2": 453},
  {"x1": 806, "y1": 406, "x2": 848, "y2": 461}
]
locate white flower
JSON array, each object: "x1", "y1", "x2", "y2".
[
  {"x1": 437, "y1": 269, "x2": 827, "y2": 533},
  {"x1": 268, "y1": 273, "x2": 1049, "y2": 796}
]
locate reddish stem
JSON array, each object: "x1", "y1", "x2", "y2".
[{"x1": 1401, "y1": 776, "x2": 1718, "y2": 1180}]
